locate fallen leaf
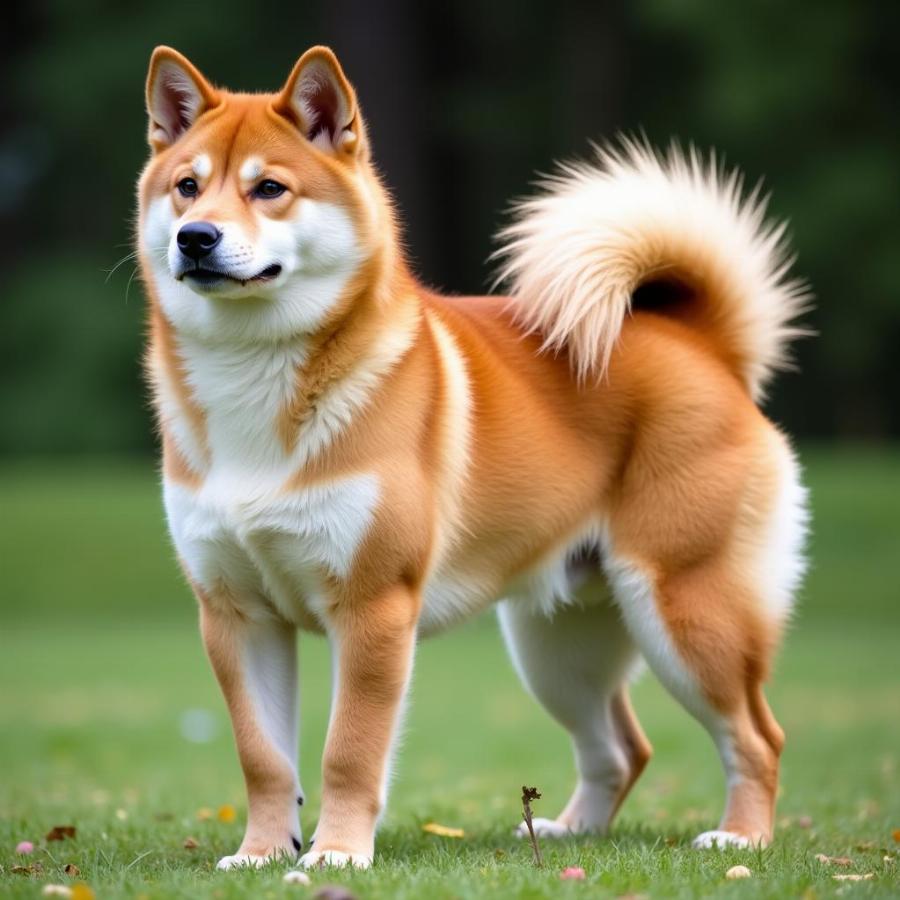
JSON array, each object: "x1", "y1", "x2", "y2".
[
  {"x1": 183, "y1": 837, "x2": 199, "y2": 849},
  {"x1": 196, "y1": 807, "x2": 213, "y2": 821},
  {"x1": 311, "y1": 886, "x2": 358, "y2": 900},
  {"x1": 12, "y1": 863, "x2": 43, "y2": 876},
  {"x1": 832, "y1": 874, "x2": 873, "y2": 882},
  {"x1": 70, "y1": 885, "x2": 96, "y2": 900},
  {"x1": 560, "y1": 866, "x2": 586, "y2": 880},
  {"x1": 422, "y1": 822, "x2": 465, "y2": 838},
  {"x1": 15, "y1": 841, "x2": 34, "y2": 854},
  {"x1": 46, "y1": 826, "x2": 76, "y2": 842},
  {"x1": 217, "y1": 804, "x2": 236, "y2": 824},
  {"x1": 41, "y1": 887, "x2": 72, "y2": 898},
  {"x1": 726, "y1": 865, "x2": 752, "y2": 879},
  {"x1": 893, "y1": 829, "x2": 900, "y2": 843},
  {"x1": 815, "y1": 854, "x2": 853, "y2": 866},
  {"x1": 854, "y1": 841, "x2": 875, "y2": 851},
  {"x1": 64, "y1": 864, "x2": 80, "y2": 877},
  {"x1": 283, "y1": 870, "x2": 312, "y2": 885}
]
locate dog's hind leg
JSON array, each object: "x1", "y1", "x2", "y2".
[
  {"x1": 498, "y1": 589, "x2": 651, "y2": 837},
  {"x1": 605, "y1": 431, "x2": 805, "y2": 847},
  {"x1": 605, "y1": 551, "x2": 787, "y2": 848}
]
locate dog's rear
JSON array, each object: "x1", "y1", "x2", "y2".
[{"x1": 494, "y1": 142, "x2": 809, "y2": 848}]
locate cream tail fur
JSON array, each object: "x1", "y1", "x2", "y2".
[{"x1": 494, "y1": 140, "x2": 810, "y2": 400}]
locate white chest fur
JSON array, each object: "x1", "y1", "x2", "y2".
[
  {"x1": 160, "y1": 335, "x2": 387, "y2": 624},
  {"x1": 165, "y1": 473, "x2": 380, "y2": 625}
]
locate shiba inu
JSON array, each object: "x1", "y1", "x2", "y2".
[{"x1": 137, "y1": 45, "x2": 809, "y2": 871}]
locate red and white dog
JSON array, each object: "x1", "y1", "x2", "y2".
[{"x1": 138, "y1": 45, "x2": 809, "y2": 871}]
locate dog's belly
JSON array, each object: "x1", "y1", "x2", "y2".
[
  {"x1": 165, "y1": 472, "x2": 607, "y2": 634},
  {"x1": 419, "y1": 523, "x2": 607, "y2": 637},
  {"x1": 163, "y1": 471, "x2": 380, "y2": 625}
]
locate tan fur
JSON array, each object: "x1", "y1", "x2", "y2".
[
  {"x1": 139, "y1": 47, "x2": 808, "y2": 866},
  {"x1": 608, "y1": 688, "x2": 653, "y2": 818}
]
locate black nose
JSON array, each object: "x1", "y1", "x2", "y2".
[{"x1": 177, "y1": 221, "x2": 222, "y2": 262}]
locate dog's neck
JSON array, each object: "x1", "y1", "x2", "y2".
[{"x1": 149, "y1": 239, "x2": 421, "y2": 482}]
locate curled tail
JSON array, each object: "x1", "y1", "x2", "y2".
[{"x1": 494, "y1": 140, "x2": 810, "y2": 400}]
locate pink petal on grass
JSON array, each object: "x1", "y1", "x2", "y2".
[
  {"x1": 16, "y1": 841, "x2": 35, "y2": 854},
  {"x1": 560, "y1": 866, "x2": 586, "y2": 880}
]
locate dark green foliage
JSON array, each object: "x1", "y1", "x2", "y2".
[{"x1": 1, "y1": 1, "x2": 898, "y2": 454}]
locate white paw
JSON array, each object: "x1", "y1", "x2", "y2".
[
  {"x1": 216, "y1": 852, "x2": 274, "y2": 870},
  {"x1": 692, "y1": 830, "x2": 752, "y2": 850},
  {"x1": 515, "y1": 817, "x2": 573, "y2": 839},
  {"x1": 299, "y1": 849, "x2": 372, "y2": 870}
]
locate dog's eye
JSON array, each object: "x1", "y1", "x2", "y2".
[
  {"x1": 177, "y1": 178, "x2": 199, "y2": 198},
  {"x1": 254, "y1": 179, "x2": 287, "y2": 199}
]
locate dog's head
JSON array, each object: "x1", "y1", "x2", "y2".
[{"x1": 138, "y1": 46, "x2": 390, "y2": 341}]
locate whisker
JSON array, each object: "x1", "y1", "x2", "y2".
[
  {"x1": 124, "y1": 265, "x2": 140, "y2": 305},
  {"x1": 103, "y1": 251, "x2": 139, "y2": 283},
  {"x1": 104, "y1": 246, "x2": 168, "y2": 284}
]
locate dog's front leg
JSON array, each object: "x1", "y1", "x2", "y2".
[
  {"x1": 199, "y1": 595, "x2": 303, "y2": 869},
  {"x1": 299, "y1": 585, "x2": 419, "y2": 870}
]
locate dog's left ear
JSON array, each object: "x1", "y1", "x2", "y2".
[{"x1": 274, "y1": 47, "x2": 366, "y2": 159}]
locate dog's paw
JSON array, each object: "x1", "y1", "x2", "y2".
[
  {"x1": 299, "y1": 849, "x2": 372, "y2": 870},
  {"x1": 515, "y1": 817, "x2": 573, "y2": 839},
  {"x1": 216, "y1": 852, "x2": 275, "y2": 870},
  {"x1": 692, "y1": 830, "x2": 752, "y2": 850}
]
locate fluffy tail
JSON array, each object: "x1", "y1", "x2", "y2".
[{"x1": 494, "y1": 140, "x2": 810, "y2": 400}]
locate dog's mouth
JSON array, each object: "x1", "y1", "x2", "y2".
[{"x1": 179, "y1": 263, "x2": 283, "y2": 287}]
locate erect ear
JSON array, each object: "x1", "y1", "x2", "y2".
[
  {"x1": 274, "y1": 46, "x2": 364, "y2": 158},
  {"x1": 145, "y1": 46, "x2": 219, "y2": 152}
]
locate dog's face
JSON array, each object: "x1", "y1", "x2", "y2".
[{"x1": 139, "y1": 46, "x2": 383, "y2": 342}]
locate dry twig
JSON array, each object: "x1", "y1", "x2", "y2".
[{"x1": 521, "y1": 785, "x2": 543, "y2": 867}]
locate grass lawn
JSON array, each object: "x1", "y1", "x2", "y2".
[{"x1": 1, "y1": 448, "x2": 899, "y2": 898}]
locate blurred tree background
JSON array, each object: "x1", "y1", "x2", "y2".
[{"x1": 1, "y1": 0, "x2": 898, "y2": 456}]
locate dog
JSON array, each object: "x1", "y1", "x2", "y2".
[{"x1": 137, "y1": 45, "x2": 809, "y2": 871}]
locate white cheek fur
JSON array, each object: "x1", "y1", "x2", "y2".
[{"x1": 141, "y1": 194, "x2": 364, "y2": 343}]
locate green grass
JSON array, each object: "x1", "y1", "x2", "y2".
[{"x1": 1, "y1": 448, "x2": 899, "y2": 898}]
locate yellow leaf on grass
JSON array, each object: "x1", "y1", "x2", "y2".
[
  {"x1": 217, "y1": 804, "x2": 237, "y2": 823},
  {"x1": 892, "y1": 828, "x2": 900, "y2": 843},
  {"x1": 422, "y1": 822, "x2": 465, "y2": 838}
]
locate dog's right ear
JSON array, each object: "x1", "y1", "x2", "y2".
[{"x1": 146, "y1": 47, "x2": 218, "y2": 152}]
